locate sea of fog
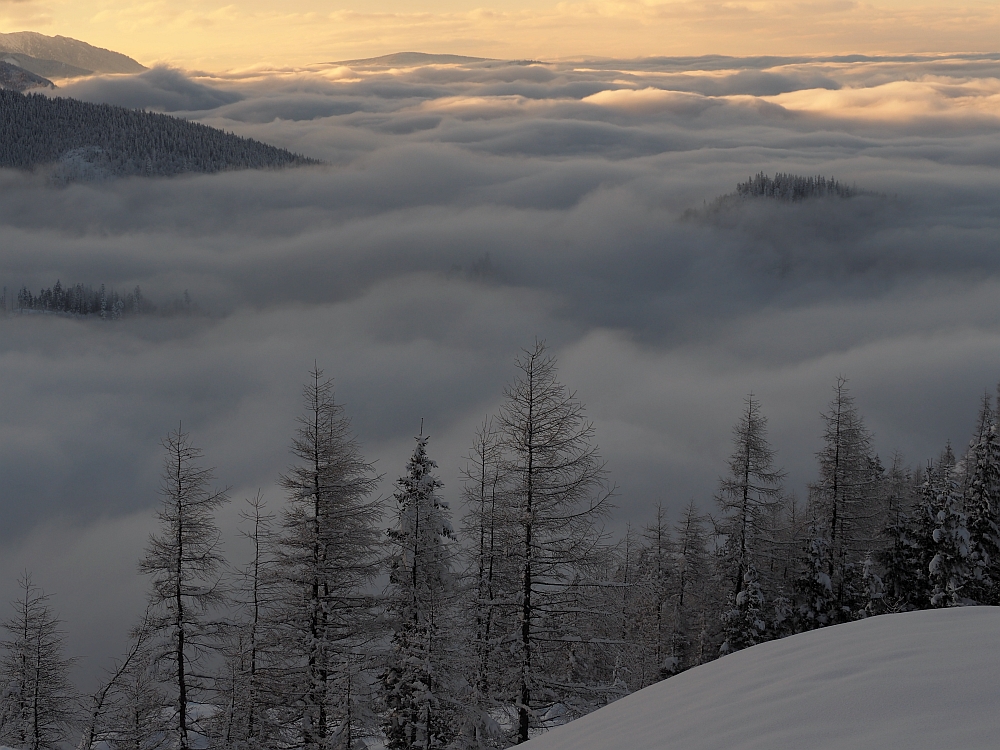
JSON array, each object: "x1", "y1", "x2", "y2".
[{"x1": 1, "y1": 52, "x2": 999, "y2": 684}]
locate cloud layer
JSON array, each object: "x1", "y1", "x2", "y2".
[{"x1": 3, "y1": 53, "x2": 1000, "y2": 685}]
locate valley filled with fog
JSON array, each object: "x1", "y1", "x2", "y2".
[{"x1": 2, "y1": 52, "x2": 1000, "y2": 686}]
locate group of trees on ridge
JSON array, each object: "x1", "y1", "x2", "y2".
[
  {"x1": 734, "y1": 172, "x2": 861, "y2": 201},
  {"x1": 2, "y1": 280, "x2": 197, "y2": 318},
  {"x1": 2, "y1": 342, "x2": 999, "y2": 750}
]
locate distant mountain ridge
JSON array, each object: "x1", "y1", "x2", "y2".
[
  {"x1": 0, "y1": 31, "x2": 145, "y2": 77},
  {"x1": 330, "y1": 51, "x2": 490, "y2": 66},
  {"x1": 0, "y1": 90, "x2": 318, "y2": 181}
]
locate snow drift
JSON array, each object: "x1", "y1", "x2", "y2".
[{"x1": 523, "y1": 607, "x2": 1000, "y2": 750}]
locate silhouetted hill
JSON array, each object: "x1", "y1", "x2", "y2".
[{"x1": 331, "y1": 52, "x2": 489, "y2": 66}]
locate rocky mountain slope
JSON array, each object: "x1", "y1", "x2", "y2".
[{"x1": 0, "y1": 31, "x2": 145, "y2": 77}]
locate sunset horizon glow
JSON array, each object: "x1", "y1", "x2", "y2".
[{"x1": 1, "y1": 0, "x2": 998, "y2": 72}]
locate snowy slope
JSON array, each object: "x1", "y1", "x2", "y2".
[{"x1": 524, "y1": 608, "x2": 1000, "y2": 750}]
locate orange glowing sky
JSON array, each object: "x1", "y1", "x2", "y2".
[{"x1": 1, "y1": 1, "x2": 998, "y2": 71}]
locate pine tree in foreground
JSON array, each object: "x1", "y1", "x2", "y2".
[
  {"x1": 714, "y1": 395, "x2": 785, "y2": 605},
  {"x1": 270, "y1": 368, "x2": 382, "y2": 750},
  {"x1": 962, "y1": 395, "x2": 1000, "y2": 604},
  {"x1": 719, "y1": 564, "x2": 768, "y2": 655},
  {"x1": 213, "y1": 493, "x2": 279, "y2": 750},
  {"x1": 494, "y1": 342, "x2": 615, "y2": 744},
  {"x1": 140, "y1": 427, "x2": 230, "y2": 750}
]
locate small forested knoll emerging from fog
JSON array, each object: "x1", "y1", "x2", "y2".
[
  {"x1": 734, "y1": 173, "x2": 861, "y2": 201},
  {"x1": 0, "y1": 90, "x2": 319, "y2": 181},
  {"x1": 688, "y1": 172, "x2": 880, "y2": 221}
]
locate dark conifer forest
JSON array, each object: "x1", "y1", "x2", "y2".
[{"x1": 0, "y1": 90, "x2": 318, "y2": 179}]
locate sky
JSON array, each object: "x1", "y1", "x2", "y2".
[
  {"x1": 0, "y1": 1, "x2": 999, "y2": 69},
  {"x1": 1, "y1": 5, "x2": 1000, "y2": 689}
]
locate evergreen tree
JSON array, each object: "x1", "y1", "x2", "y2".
[
  {"x1": 714, "y1": 395, "x2": 785, "y2": 600},
  {"x1": 139, "y1": 427, "x2": 230, "y2": 750},
  {"x1": 962, "y1": 395, "x2": 1000, "y2": 604},
  {"x1": 927, "y1": 453, "x2": 970, "y2": 607},
  {"x1": 270, "y1": 368, "x2": 382, "y2": 750},
  {"x1": 213, "y1": 493, "x2": 278, "y2": 750},
  {"x1": 793, "y1": 532, "x2": 838, "y2": 630},
  {"x1": 0, "y1": 574, "x2": 75, "y2": 750},
  {"x1": 719, "y1": 564, "x2": 767, "y2": 655},
  {"x1": 670, "y1": 500, "x2": 710, "y2": 672},
  {"x1": 383, "y1": 434, "x2": 464, "y2": 750},
  {"x1": 494, "y1": 342, "x2": 614, "y2": 744},
  {"x1": 806, "y1": 378, "x2": 881, "y2": 613},
  {"x1": 639, "y1": 506, "x2": 673, "y2": 682}
]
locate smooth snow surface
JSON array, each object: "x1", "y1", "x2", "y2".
[{"x1": 525, "y1": 608, "x2": 1000, "y2": 750}]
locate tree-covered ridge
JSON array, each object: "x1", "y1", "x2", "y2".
[
  {"x1": 735, "y1": 172, "x2": 861, "y2": 201},
  {"x1": 0, "y1": 61, "x2": 54, "y2": 92},
  {"x1": 0, "y1": 90, "x2": 319, "y2": 179}
]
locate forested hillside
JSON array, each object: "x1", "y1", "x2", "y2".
[
  {"x1": 0, "y1": 60, "x2": 53, "y2": 92},
  {"x1": 0, "y1": 90, "x2": 318, "y2": 179}
]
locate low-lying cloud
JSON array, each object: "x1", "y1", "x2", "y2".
[{"x1": 3, "y1": 52, "x2": 1000, "y2": 685}]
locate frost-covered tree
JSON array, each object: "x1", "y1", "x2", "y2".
[
  {"x1": 715, "y1": 396, "x2": 785, "y2": 600},
  {"x1": 383, "y1": 434, "x2": 464, "y2": 750},
  {"x1": 806, "y1": 378, "x2": 881, "y2": 609},
  {"x1": 494, "y1": 342, "x2": 614, "y2": 744},
  {"x1": 793, "y1": 532, "x2": 838, "y2": 630},
  {"x1": 926, "y1": 454, "x2": 970, "y2": 607},
  {"x1": 460, "y1": 419, "x2": 506, "y2": 704},
  {"x1": 79, "y1": 612, "x2": 164, "y2": 750},
  {"x1": 719, "y1": 565, "x2": 767, "y2": 655},
  {"x1": 962, "y1": 395, "x2": 1000, "y2": 604},
  {"x1": 140, "y1": 427, "x2": 230, "y2": 750},
  {"x1": 670, "y1": 500, "x2": 710, "y2": 672},
  {"x1": 0, "y1": 574, "x2": 75, "y2": 750},
  {"x1": 213, "y1": 493, "x2": 279, "y2": 750},
  {"x1": 637, "y1": 506, "x2": 673, "y2": 683},
  {"x1": 270, "y1": 368, "x2": 382, "y2": 750}
]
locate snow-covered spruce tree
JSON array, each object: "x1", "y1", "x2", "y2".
[
  {"x1": 714, "y1": 396, "x2": 785, "y2": 601},
  {"x1": 792, "y1": 531, "x2": 839, "y2": 630},
  {"x1": 926, "y1": 450, "x2": 970, "y2": 607},
  {"x1": 961, "y1": 395, "x2": 1000, "y2": 604},
  {"x1": 270, "y1": 368, "x2": 382, "y2": 750},
  {"x1": 719, "y1": 564, "x2": 767, "y2": 656},
  {"x1": 804, "y1": 378, "x2": 882, "y2": 619},
  {"x1": 140, "y1": 427, "x2": 230, "y2": 750},
  {"x1": 494, "y1": 342, "x2": 614, "y2": 744},
  {"x1": 0, "y1": 574, "x2": 75, "y2": 750},
  {"x1": 382, "y1": 434, "x2": 465, "y2": 750},
  {"x1": 878, "y1": 462, "x2": 939, "y2": 613}
]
